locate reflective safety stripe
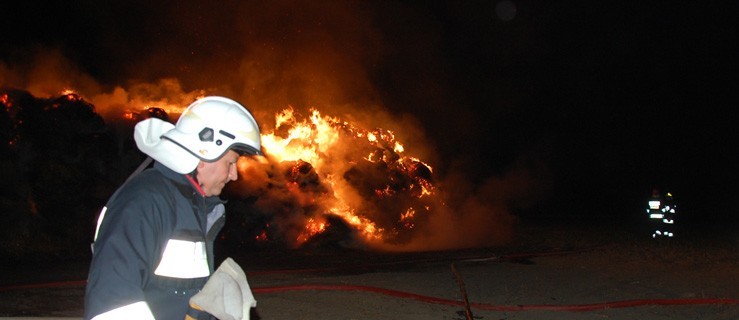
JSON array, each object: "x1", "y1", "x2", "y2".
[
  {"x1": 649, "y1": 213, "x2": 664, "y2": 219},
  {"x1": 648, "y1": 200, "x2": 661, "y2": 210},
  {"x1": 155, "y1": 239, "x2": 210, "y2": 279},
  {"x1": 652, "y1": 230, "x2": 675, "y2": 238},
  {"x1": 92, "y1": 301, "x2": 155, "y2": 320},
  {"x1": 93, "y1": 206, "x2": 108, "y2": 242}
]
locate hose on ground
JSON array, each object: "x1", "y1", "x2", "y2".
[
  {"x1": 252, "y1": 284, "x2": 739, "y2": 312},
  {"x1": 450, "y1": 262, "x2": 473, "y2": 319},
  {"x1": 1, "y1": 281, "x2": 736, "y2": 312},
  {"x1": 1, "y1": 248, "x2": 737, "y2": 312}
]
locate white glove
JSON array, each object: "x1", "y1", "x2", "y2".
[{"x1": 189, "y1": 257, "x2": 257, "y2": 320}]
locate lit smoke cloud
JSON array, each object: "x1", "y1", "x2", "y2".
[{"x1": 0, "y1": 48, "x2": 100, "y2": 98}]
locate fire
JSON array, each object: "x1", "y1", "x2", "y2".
[
  {"x1": 261, "y1": 108, "x2": 341, "y2": 165},
  {"x1": 247, "y1": 106, "x2": 438, "y2": 248},
  {"x1": 296, "y1": 217, "x2": 328, "y2": 244},
  {"x1": 400, "y1": 207, "x2": 416, "y2": 229}
]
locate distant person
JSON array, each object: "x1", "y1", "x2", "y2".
[
  {"x1": 84, "y1": 96, "x2": 262, "y2": 320},
  {"x1": 646, "y1": 189, "x2": 676, "y2": 238}
]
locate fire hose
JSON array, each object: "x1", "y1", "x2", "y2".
[
  {"x1": 250, "y1": 284, "x2": 739, "y2": 312},
  {"x1": 1, "y1": 279, "x2": 737, "y2": 313},
  {"x1": 1, "y1": 249, "x2": 737, "y2": 313},
  {"x1": 248, "y1": 249, "x2": 739, "y2": 313}
]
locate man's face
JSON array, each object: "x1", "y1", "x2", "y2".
[{"x1": 196, "y1": 150, "x2": 239, "y2": 197}]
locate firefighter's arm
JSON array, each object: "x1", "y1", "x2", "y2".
[{"x1": 85, "y1": 195, "x2": 160, "y2": 320}]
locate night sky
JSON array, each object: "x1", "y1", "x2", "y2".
[{"x1": 2, "y1": 1, "x2": 737, "y2": 225}]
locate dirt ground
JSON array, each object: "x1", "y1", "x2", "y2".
[{"x1": 0, "y1": 222, "x2": 737, "y2": 320}]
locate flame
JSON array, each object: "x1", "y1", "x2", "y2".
[
  {"x1": 400, "y1": 207, "x2": 416, "y2": 229},
  {"x1": 296, "y1": 217, "x2": 328, "y2": 244},
  {"x1": 251, "y1": 107, "x2": 437, "y2": 248}
]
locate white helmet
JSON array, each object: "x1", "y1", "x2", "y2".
[{"x1": 134, "y1": 96, "x2": 262, "y2": 174}]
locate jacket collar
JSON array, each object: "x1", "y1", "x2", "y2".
[{"x1": 153, "y1": 161, "x2": 226, "y2": 210}]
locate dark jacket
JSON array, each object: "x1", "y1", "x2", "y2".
[{"x1": 84, "y1": 161, "x2": 226, "y2": 320}]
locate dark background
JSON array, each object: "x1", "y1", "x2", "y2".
[{"x1": 1, "y1": 0, "x2": 737, "y2": 253}]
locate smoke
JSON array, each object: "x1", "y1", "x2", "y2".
[
  {"x1": 401, "y1": 153, "x2": 551, "y2": 251},
  {"x1": 1, "y1": 1, "x2": 551, "y2": 251},
  {"x1": 0, "y1": 47, "x2": 100, "y2": 98}
]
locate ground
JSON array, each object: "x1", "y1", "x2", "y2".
[{"x1": 0, "y1": 221, "x2": 737, "y2": 320}]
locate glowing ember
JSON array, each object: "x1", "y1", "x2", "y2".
[
  {"x1": 2, "y1": 94, "x2": 12, "y2": 108},
  {"x1": 123, "y1": 110, "x2": 137, "y2": 120}
]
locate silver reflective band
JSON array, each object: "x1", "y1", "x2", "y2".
[
  {"x1": 155, "y1": 239, "x2": 210, "y2": 279},
  {"x1": 92, "y1": 301, "x2": 155, "y2": 320},
  {"x1": 648, "y1": 200, "x2": 661, "y2": 209},
  {"x1": 93, "y1": 206, "x2": 108, "y2": 242},
  {"x1": 649, "y1": 213, "x2": 664, "y2": 219}
]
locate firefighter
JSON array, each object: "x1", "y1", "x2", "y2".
[
  {"x1": 84, "y1": 97, "x2": 262, "y2": 320},
  {"x1": 646, "y1": 189, "x2": 676, "y2": 238}
]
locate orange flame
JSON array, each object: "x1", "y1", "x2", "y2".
[
  {"x1": 253, "y1": 106, "x2": 436, "y2": 248},
  {"x1": 296, "y1": 217, "x2": 328, "y2": 244}
]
